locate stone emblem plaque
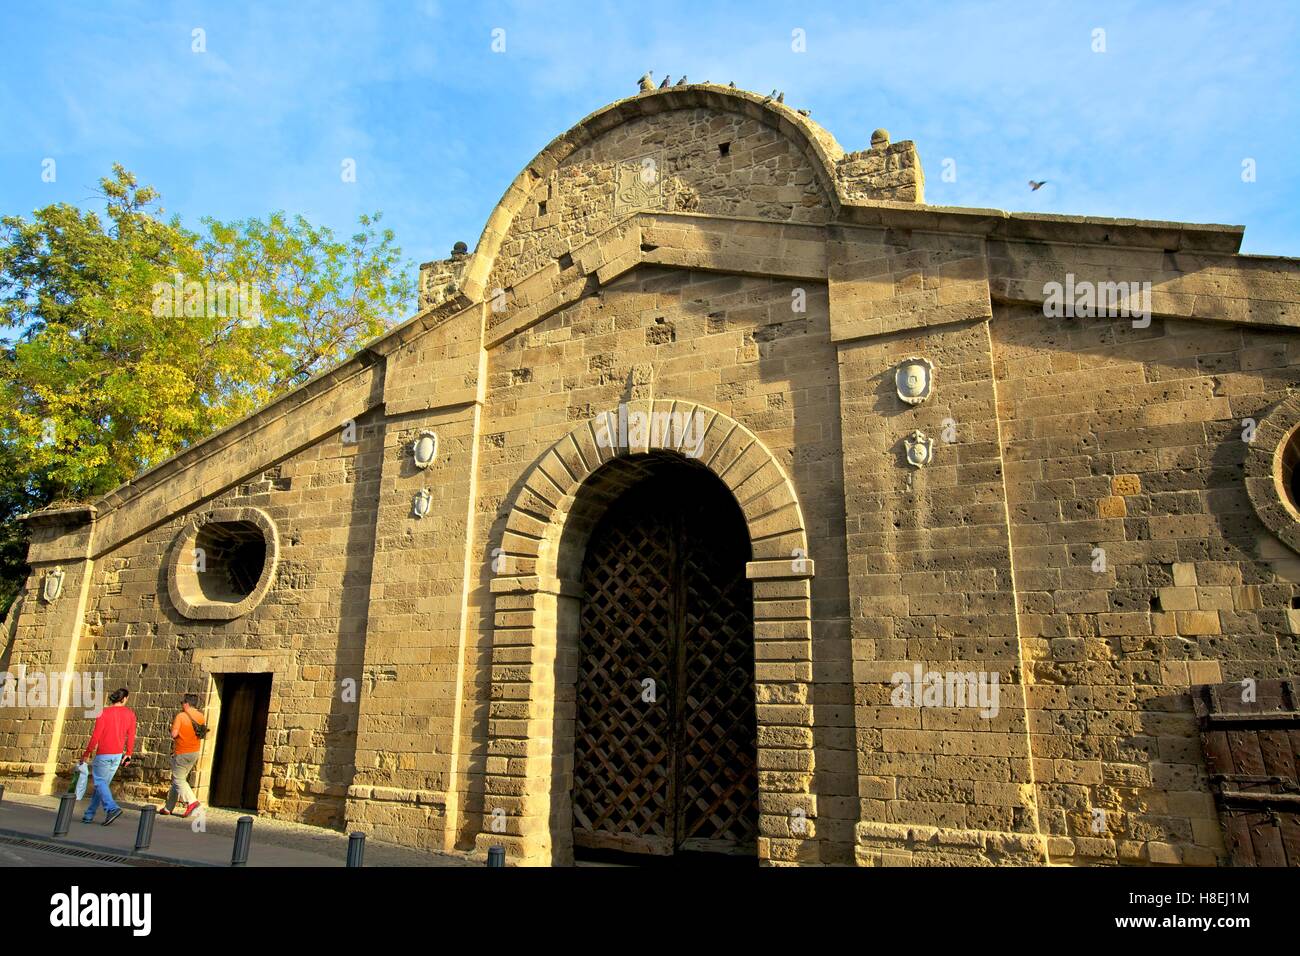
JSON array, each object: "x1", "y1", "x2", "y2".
[
  {"x1": 41, "y1": 566, "x2": 65, "y2": 603},
  {"x1": 412, "y1": 489, "x2": 433, "y2": 518},
  {"x1": 896, "y1": 357, "x2": 934, "y2": 405},
  {"x1": 413, "y1": 431, "x2": 439, "y2": 469},
  {"x1": 904, "y1": 430, "x2": 934, "y2": 468}
]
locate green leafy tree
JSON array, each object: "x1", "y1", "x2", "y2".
[
  {"x1": 0, "y1": 166, "x2": 412, "y2": 614},
  {"x1": 0, "y1": 443, "x2": 48, "y2": 620},
  {"x1": 200, "y1": 211, "x2": 409, "y2": 392}
]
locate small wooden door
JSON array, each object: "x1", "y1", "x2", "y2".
[
  {"x1": 1194, "y1": 679, "x2": 1300, "y2": 866},
  {"x1": 211, "y1": 674, "x2": 272, "y2": 811},
  {"x1": 572, "y1": 467, "x2": 758, "y2": 859}
]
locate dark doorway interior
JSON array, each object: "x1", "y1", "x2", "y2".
[
  {"x1": 572, "y1": 456, "x2": 758, "y2": 864},
  {"x1": 210, "y1": 673, "x2": 272, "y2": 811}
]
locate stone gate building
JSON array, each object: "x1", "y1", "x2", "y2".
[{"x1": 3, "y1": 84, "x2": 1300, "y2": 866}]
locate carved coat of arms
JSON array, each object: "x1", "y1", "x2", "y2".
[
  {"x1": 41, "y1": 566, "x2": 65, "y2": 603},
  {"x1": 412, "y1": 489, "x2": 433, "y2": 519},
  {"x1": 896, "y1": 357, "x2": 934, "y2": 405},
  {"x1": 412, "y1": 431, "x2": 439, "y2": 469},
  {"x1": 614, "y1": 155, "x2": 664, "y2": 214},
  {"x1": 904, "y1": 430, "x2": 934, "y2": 468}
]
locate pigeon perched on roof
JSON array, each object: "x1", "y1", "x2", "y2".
[
  {"x1": 1029, "y1": 180, "x2": 1048, "y2": 191},
  {"x1": 776, "y1": 91, "x2": 785, "y2": 103},
  {"x1": 638, "y1": 72, "x2": 654, "y2": 92},
  {"x1": 728, "y1": 81, "x2": 736, "y2": 88},
  {"x1": 764, "y1": 89, "x2": 776, "y2": 101},
  {"x1": 676, "y1": 76, "x2": 687, "y2": 86},
  {"x1": 659, "y1": 75, "x2": 671, "y2": 88},
  {"x1": 797, "y1": 108, "x2": 811, "y2": 117}
]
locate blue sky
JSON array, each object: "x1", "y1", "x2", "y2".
[{"x1": 1, "y1": 0, "x2": 1297, "y2": 306}]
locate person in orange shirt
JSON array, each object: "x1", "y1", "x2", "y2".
[{"x1": 161, "y1": 693, "x2": 206, "y2": 818}]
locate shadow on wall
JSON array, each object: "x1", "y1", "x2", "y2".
[
  {"x1": 990, "y1": 303, "x2": 1300, "y2": 864},
  {"x1": 315, "y1": 406, "x2": 387, "y2": 827},
  {"x1": 0, "y1": 590, "x2": 22, "y2": 675}
]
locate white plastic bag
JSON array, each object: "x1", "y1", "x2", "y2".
[{"x1": 73, "y1": 761, "x2": 89, "y2": 800}]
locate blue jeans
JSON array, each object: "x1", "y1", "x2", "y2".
[{"x1": 82, "y1": 754, "x2": 123, "y2": 821}]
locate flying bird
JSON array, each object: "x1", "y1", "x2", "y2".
[
  {"x1": 638, "y1": 72, "x2": 654, "y2": 92},
  {"x1": 1029, "y1": 180, "x2": 1049, "y2": 191},
  {"x1": 659, "y1": 75, "x2": 671, "y2": 88}
]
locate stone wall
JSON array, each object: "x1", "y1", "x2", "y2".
[
  {"x1": 418, "y1": 249, "x2": 471, "y2": 312},
  {"x1": 839, "y1": 318, "x2": 1044, "y2": 866},
  {"x1": 0, "y1": 506, "x2": 96, "y2": 791},
  {"x1": 458, "y1": 266, "x2": 856, "y2": 861},
  {"x1": 53, "y1": 411, "x2": 386, "y2": 825},
  {"x1": 485, "y1": 107, "x2": 834, "y2": 302},
  {"x1": 342, "y1": 399, "x2": 482, "y2": 850},
  {"x1": 836, "y1": 131, "x2": 925, "y2": 203},
  {"x1": 993, "y1": 303, "x2": 1300, "y2": 864}
]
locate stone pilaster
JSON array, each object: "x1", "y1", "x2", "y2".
[
  {"x1": 749, "y1": 562, "x2": 819, "y2": 865},
  {"x1": 828, "y1": 229, "x2": 1048, "y2": 865},
  {"x1": 472, "y1": 574, "x2": 569, "y2": 866},
  {"x1": 0, "y1": 504, "x2": 96, "y2": 794}
]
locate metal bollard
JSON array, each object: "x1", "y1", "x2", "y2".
[
  {"x1": 53, "y1": 793, "x2": 76, "y2": 836},
  {"x1": 346, "y1": 832, "x2": 366, "y2": 868},
  {"x1": 231, "y1": 815, "x2": 254, "y2": 866},
  {"x1": 487, "y1": 845, "x2": 506, "y2": 867},
  {"x1": 134, "y1": 805, "x2": 156, "y2": 852}
]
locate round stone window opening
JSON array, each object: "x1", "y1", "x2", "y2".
[
  {"x1": 1282, "y1": 424, "x2": 1300, "y2": 519},
  {"x1": 1244, "y1": 395, "x2": 1300, "y2": 557},
  {"x1": 169, "y1": 508, "x2": 279, "y2": 620},
  {"x1": 196, "y1": 521, "x2": 266, "y2": 599}
]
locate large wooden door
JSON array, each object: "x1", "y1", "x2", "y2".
[{"x1": 573, "y1": 467, "x2": 758, "y2": 859}]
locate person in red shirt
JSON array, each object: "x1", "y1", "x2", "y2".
[{"x1": 79, "y1": 686, "x2": 136, "y2": 826}]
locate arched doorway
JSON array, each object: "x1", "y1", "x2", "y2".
[
  {"x1": 571, "y1": 455, "x2": 759, "y2": 863},
  {"x1": 476, "y1": 400, "x2": 816, "y2": 866}
]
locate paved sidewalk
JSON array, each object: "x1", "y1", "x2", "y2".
[{"x1": 0, "y1": 791, "x2": 476, "y2": 867}]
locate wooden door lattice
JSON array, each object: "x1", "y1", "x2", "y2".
[{"x1": 573, "y1": 471, "x2": 758, "y2": 858}]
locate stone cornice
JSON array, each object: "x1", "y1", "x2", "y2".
[
  {"x1": 19, "y1": 503, "x2": 96, "y2": 528},
  {"x1": 838, "y1": 200, "x2": 1245, "y2": 254}
]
